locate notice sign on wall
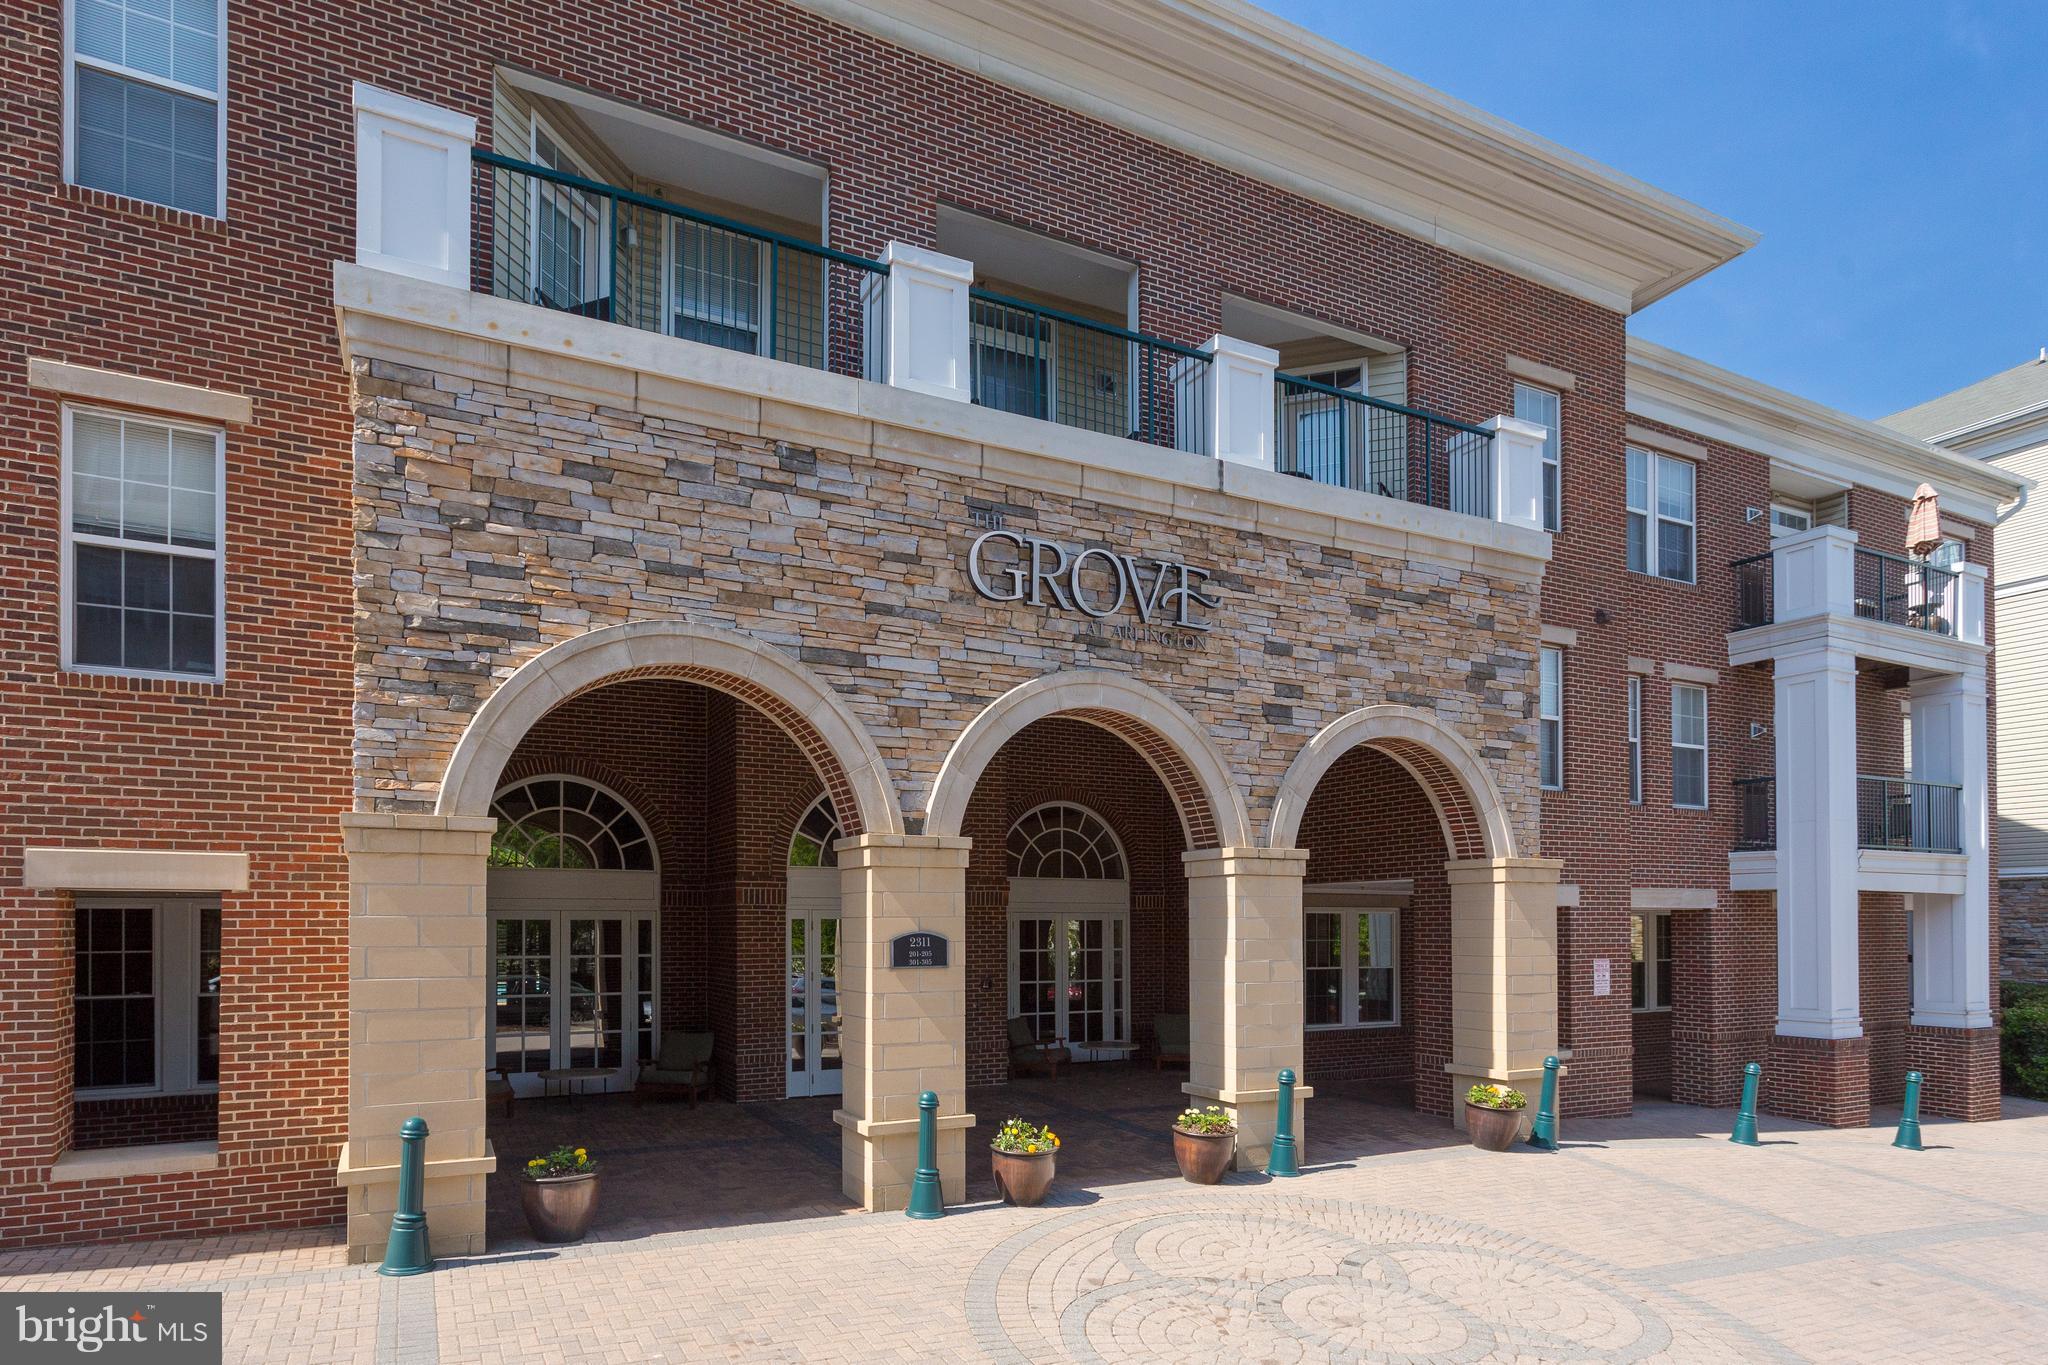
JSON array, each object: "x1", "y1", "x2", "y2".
[
  {"x1": 1592, "y1": 958, "x2": 1612, "y2": 997},
  {"x1": 890, "y1": 931, "x2": 949, "y2": 969}
]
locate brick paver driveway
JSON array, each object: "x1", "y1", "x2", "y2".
[{"x1": 5, "y1": 1080, "x2": 2046, "y2": 1363}]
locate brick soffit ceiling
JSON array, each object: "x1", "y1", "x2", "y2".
[{"x1": 792, "y1": 0, "x2": 1759, "y2": 314}]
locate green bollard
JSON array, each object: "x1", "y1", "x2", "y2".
[
  {"x1": 377, "y1": 1116, "x2": 434, "y2": 1277},
  {"x1": 1528, "y1": 1055, "x2": 1561, "y2": 1150},
  {"x1": 905, "y1": 1090, "x2": 946, "y2": 1219},
  {"x1": 1266, "y1": 1068, "x2": 1301, "y2": 1178},
  {"x1": 1729, "y1": 1062, "x2": 1762, "y2": 1147},
  {"x1": 1893, "y1": 1071, "x2": 1925, "y2": 1151}
]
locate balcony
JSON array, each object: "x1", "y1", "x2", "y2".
[
  {"x1": 1733, "y1": 543, "x2": 1961, "y2": 635},
  {"x1": 1273, "y1": 373, "x2": 1495, "y2": 516},
  {"x1": 1726, "y1": 773, "x2": 1962, "y2": 855}
]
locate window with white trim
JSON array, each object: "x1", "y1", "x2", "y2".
[
  {"x1": 1769, "y1": 502, "x2": 1813, "y2": 537},
  {"x1": 1626, "y1": 447, "x2": 1696, "y2": 583},
  {"x1": 1671, "y1": 684, "x2": 1708, "y2": 809},
  {"x1": 1626, "y1": 676, "x2": 1642, "y2": 805},
  {"x1": 1304, "y1": 907, "x2": 1398, "y2": 1028},
  {"x1": 1630, "y1": 910, "x2": 1672, "y2": 1011},
  {"x1": 75, "y1": 898, "x2": 220, "y2": 1097},
  {"x1": 66, "y1": 0, "x2": 226, "y2": 216},
  {"x1": 1514, "y1": 383, "x2": 1561, "y2": 532},
  {"x1": 1538, "y1": 646, "x2": 1564, "y2": 790},
  {"x1": 63, "y1": 407, "x2": 223, "y2": 680}
]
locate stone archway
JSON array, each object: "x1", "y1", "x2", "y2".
[
  {"x1": 1266, "y1": 704, "x2": 1515, "y2": 859},
  {"x1": 923, "y1": 671, "x2": 1251, "y2": 850},
  {"x1": 435, "y1": 619, "x2": 901, "y2": 837}
]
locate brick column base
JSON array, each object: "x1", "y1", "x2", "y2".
[
  {"x1": 1764, "y1": 1033, "x2": 1869, "y2": 1127},
  {"x1": 1672, "y1": 1028, "x2": 1773, "y2": 1109},
  {"x1": 1907, "y1": 1024, "x2": 2001, "y2": 1121}
]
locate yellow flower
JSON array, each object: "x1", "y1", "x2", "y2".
[
  {"x1": 1027, "y1": 1144, "x2": 1039, "y2": 1154},
  {"x1": 574, "y1": 1148, "x2": 586, "y2": 1156},
  {"x1": 1053, "y1": 1137, "x2": 1061, "y2": 1148},
  {"x1": 577, "y1": 1154, "x2": 588, "y2": 1165}
]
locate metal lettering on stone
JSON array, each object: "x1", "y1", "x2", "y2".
[
  {"x1": 890, "y1": 931, "x2": 949, "y2": 969},
  {"x1": 965, "y1": 527, "x2": 1221, "y2": 637}
]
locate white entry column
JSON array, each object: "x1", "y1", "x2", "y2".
[
  {"x1": 1907, "y1": 668, "x2": 1993, "y2": 1030},
  {"x1": 1772, "y1": 638, "x2": 1863, "y2": 1042}
]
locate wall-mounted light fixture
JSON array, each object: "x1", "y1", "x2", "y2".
[
  {"x1": 1744, "y1": 507, "x2": 1766, "y2": 524},
  {"x1": 1749, "y1": 721, "x2": 1772, "y2": 739}
]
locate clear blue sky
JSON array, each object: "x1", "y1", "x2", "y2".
[{"x1": 1261, "y1": 1, "x2": 2047, "y2": 420}]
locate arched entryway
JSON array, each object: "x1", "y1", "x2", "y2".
[
  {"x1": 1005, "y1": 802, "x2": 1134, "y2": 1064},
  {"x1": 784, "y1": 795, "x2": 843, "y2": 1099}
]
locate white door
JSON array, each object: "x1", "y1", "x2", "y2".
[
  {"x1": 1008, "y1": 880, "x2": 1130, "y2": 1063},
  {"x1": 786, "y1": 868, "x2": 842, "y2": 1098},
  {"x1": 488, "y1": 868, "x2": 659, "y2": 1097}
]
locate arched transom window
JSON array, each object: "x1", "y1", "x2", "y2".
[
  {"x1": 1007, "y1": 803, "x2": 1126, "y2": 880},
  {"x1": 490, "y1": 777, "x2": 654, "y2": 870},
  {"x1": 789, "y1": 795, "x2": 842, "y2": 868}
]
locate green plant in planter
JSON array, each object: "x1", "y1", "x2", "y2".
[
  {"x1": 1466, "y1": 1083, "x2": 1527, "y2": 1111},
  {"x1": 991, "y1": 1117, "x2": 1060, "y2": 1155},
  {"x1": 523, "y1": 1143, "x2": 599, "y2": 1178},
  {"x1": 1174, "y1": 1104, "x2": 1235, "y2": 1134}
]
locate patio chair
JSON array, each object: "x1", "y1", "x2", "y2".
[
  {"x1": 1008, "y1": 1017, "x2": 1070, "y2": 1080},
  {"x1": 1152, "y1": 1013, "x2": 1190, "y2": 1071},
  {"x1": 486, "y1": 1067, "x2": 515, "y2": 1120},
  {"x1": 636, "y1": 1030, "x2": 715, "y2": 1107}
]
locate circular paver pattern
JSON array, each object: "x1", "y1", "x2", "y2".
[{"x1": 967, "y1": 1194, "x2": 1795, "y2": 1364}]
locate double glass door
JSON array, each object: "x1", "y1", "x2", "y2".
[
  {"x1": 786, "y1": 908, "x2": 842, "y2": 1097},
  {"x1": 1010, "y1": 910, "x2": 1129, "y2": 1061},
  {"x1": 491, "y1": 910, "x2": 650, "y2": 1096}
]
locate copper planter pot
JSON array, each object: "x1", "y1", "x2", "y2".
[
  {"x1": 1172, "y1": 1127, "x2": 1235, "y2": 1184},
  {"x1": 991, "y1": 1147, "x2": 1057, "y2": 1205},
  {"x1": 519, "y1": 1171, "x2": 600, "y2": 1242},
  {"x1": 1465, "y1": 1102, "x2": 1523, "y2": 1152}
]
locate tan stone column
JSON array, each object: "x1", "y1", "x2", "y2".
[
  {"x1": 1183, "y1": 847, "x2": 1311, "y2": 1169},
  {"x1": 833, "y1": 834, "x2": 974, "y2": 1212},
  {"x1": 336, "y1": 812, "x2": 497, "y2": 1262},
  {"x1": 1444, "y1": 856, "x2": 1562, "y2": 1133}
]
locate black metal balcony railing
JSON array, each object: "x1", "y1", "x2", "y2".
[
  {"x1": 473, "y1": 149, "x2": 888, "y2": 379},
  {"x1": 1857, "y1": 776, "x2": 1963, "y2": 854},
  {"x1": 1732, "y1": 551, "x2": 1773, "y2": 629},
  {"x1": 1273, "y1": 373, "x2": 1494, "y2": 515},
  {"x1": 966, "y1": 289, "x2": 1208, "y2": 451},
  {"x1": 1729, "y1": 545, "x2": 1958, "y2": 635},
  {"x1": 1733, "y1": 775, "x2": 1776, "y2": 851},
  {"x1": 1854, "y1": 547, "x2": 1958, "y2": 636}
]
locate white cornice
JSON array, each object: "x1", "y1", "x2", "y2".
[
  {"x1": 1626, "y1": 338, "x2": 2030, "y2": 523},
  {"x1": 789, "y1": 0, "x2": 1756, "y2": 314}
]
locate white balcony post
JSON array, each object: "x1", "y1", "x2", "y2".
[
  {"x1": 352, "y1": 83, "x2": 477, "y2": 289},
  {"x1": 1907, "y1": 669, "x2": 1993, "y2": 1028},
  {"x1": 1773, "y1": 638, "x2": 1862, "y2": 1040},
  {"x1": 1199, "y1": 335, "x2": 1278, "y2": 468},
  {"x1": 1771, "y1": 524, "x2": 1858, "y2": 623},
  {"x1": 1954, "y1": 561, "x2": 1988, "y2": 646},
  {"x1": 1482, "y1": 415, "x2": 1548, "y2": 531},
  {"x1": 879, "y1": 242, "x2": 973, "y2": 403}
]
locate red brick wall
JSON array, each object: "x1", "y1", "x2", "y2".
[
  {"x1": 72, "y1": 1094, "x2": 219, "y2": 1152},
  {"x1": 1630, "y1": 1009, "x2": 1673, "y2": 1099},
  {"x1": 1294, "y1": 747, "x2": 1442, "y2": 1102},
  {"x1": 961, "y1": 718, "x2": 1186, "y2": 1086}
]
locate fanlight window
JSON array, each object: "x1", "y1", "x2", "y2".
[
  {"x1": 789, "y1": 796, "x2": 842, "y2": 868},
  {"x1": 490, "y1": 777, "x2": 653, "y2": 870},
  {"x1": 1007, "y1": 804, "x2": 1126, "y2": 880}
]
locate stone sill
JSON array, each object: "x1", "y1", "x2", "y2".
[
  {"x1": 334, "y1": 1139, "x2": 498, "y2": 1187},
  {"x1": 51, "y1": 1141, "x2": 219, "y2": 1183},
  {"x1": 833, "y1": 1110, "x2": 977, "y2": 1139}
]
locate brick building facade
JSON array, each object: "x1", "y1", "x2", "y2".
[{"x1": 0, "y1": 0, "x2": 2022, "y2": 1253}]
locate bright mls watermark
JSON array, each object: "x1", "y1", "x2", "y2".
[{"x1": 4, "y1": 1294, "x2": 220, "y2": 1363}]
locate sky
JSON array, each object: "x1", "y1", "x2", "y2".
[{"x1": 1258, "y1": 0, "x2": 2047, "y2": 421}]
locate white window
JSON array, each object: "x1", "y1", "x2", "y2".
[
  {"x1": 672, "y1": 220, "x2": 767, "y2": 355},
  {"x1": 75, "y1": 898, "x2": 220, "y2": 1097},
  {"x1": 1630, "y1": 911, "x2": 1672, "y2": 1011},
  {"x1": 529, "y1": 120, "x2": 609, "y2": 314},
  {"x1": 1514, "y1": 383, "x2": 1561, "y2": 532},
  {"x1": 1672, "y1": 683, "x2": 1708, "y2": 809},
  {"x1": 1304, "y1": 907, "x2": 1398, "y2": 1029},
  {"x1": 1626, "y1": 676, "x2": 1642, "y2": 805},
  {"x1": 1770, "y1": 502, "x2": 1813, "y2": 537},
  {"x1": 65, "y1": 0, "x2": 226, "y2": 216},
  {"x1": 1626, "y1": 447, "x2": 1697, "y2": 583},
  {"x1": 1538, "y1": 646, "x2": 1564, "y2": 790},
  {"x1": 62, "y1": 407, "x2": 224, "y2": 680}
]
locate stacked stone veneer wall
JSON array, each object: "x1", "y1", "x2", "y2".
[
  {"x1": 2002, "y1": 877, "x2": 2048, "y2": 983},
  {"x1": 347, "y1": 356, "x2": 1546, "y2": 855}
]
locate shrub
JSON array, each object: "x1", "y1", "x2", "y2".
[
  {"x1": 1466, "y1": 1083, "x2": 1527, "y2": 1110},
  {"x1": 1174, "y1": 1104, "x2": 1235, "y2": 1135},
  {"x1": 2003, "y1": 984, "x2": 2048, "y2": 1101},
  {"x1": 992, "y1": 1117, "x2": 1060, "y2": 1155}
]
